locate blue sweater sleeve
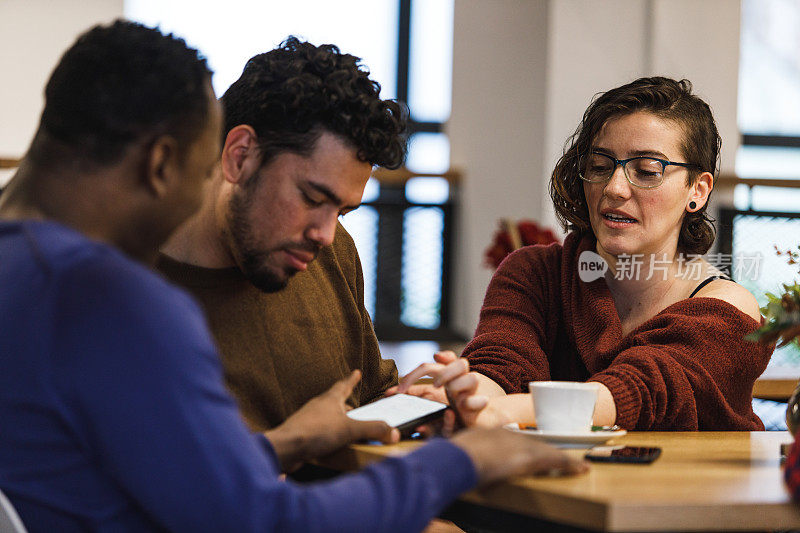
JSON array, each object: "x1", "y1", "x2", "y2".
[
  {"x1": 50, "y1": 253, "x2": 476, "y2": 532},
  {"x1": 287, "y1": 439, "x2": 476, "y2": 532}
]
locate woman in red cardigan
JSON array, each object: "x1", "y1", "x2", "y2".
[{"x1": 396, "y1": 77, "x2": 772, "y2": 431}]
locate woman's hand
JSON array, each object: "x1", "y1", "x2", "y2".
[{"x1": 387, "y1": 351, "x2": 493, "y2": 428}]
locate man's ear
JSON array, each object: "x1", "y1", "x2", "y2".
[
  {"x1": 144, "y1": 135, "x2": 180, "y2": 198},
  {"x1": 221, "y1": 125, "x2": 261, "y2": 185}
]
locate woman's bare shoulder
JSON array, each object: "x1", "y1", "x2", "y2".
[{"x1": 693, "y1": 279, "x2": 762, "y2": 322}]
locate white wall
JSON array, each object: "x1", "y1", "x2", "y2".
[
  {"x1": 0, "y1": 0, "x2": 124, "y2": 160},
  {"x1": 449, "y1": 0, "x2": 550, "y2": 338},
  {"x1": 650, "y1": 0, "x2": 741, "y2": 210},
  {"x1": 449, "y1": 0, "x2": 741, "y2": 337},
  {"x1": 651, "y1": 0, "x2": 741, "y2": 174},
  {"x1": 541, "y1": 0, "x2": 650, "y2": 232}
]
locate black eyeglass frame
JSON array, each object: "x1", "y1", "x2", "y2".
[{"x1": 579, "y1": 151, "x2": 702, "y2": 189}]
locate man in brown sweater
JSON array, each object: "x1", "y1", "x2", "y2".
[{"x1": 158, "y1": 37, "x2": 403, "y2": 430}]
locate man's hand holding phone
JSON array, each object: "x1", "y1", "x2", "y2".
[{"x1": 263, "y1": 370, "x2": 400, "y2": 472}]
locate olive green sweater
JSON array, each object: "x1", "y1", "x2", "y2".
[{"x1": 157, "y1": 223, "x2": 397, "y2": 430}]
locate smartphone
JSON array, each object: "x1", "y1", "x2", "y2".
[
  {"x1": 346, "y1": 394, "x2": 447, "y2": 437},
  {"x1": 585, "y1": 445, "x2": 662, "y2": 464}
]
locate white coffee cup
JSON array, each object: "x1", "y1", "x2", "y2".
[{"x1": 529, "y1": 381, "x2": 599, "y2": 433}]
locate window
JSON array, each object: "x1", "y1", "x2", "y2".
[
  {"x1": 343, "y1": 1, "x2": 456, "y2": 339},
  {"x1": 126, "y1": 0, "x2": 457, "y2": 340},
  {"x1": 737, "y1": 0, "x2": 800, "y2": 183},
  {"x1": 125, "y1": 0, "x2": 398, "y2": 99},
  {"x1": 730, "y1": 0, "x2": 800, "y2": 381}
]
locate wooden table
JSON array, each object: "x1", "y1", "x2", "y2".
[
  {"x1": 318, "y1": 431, "x2": 800, "y2": 531},
  {"x1": 754, "y1": 366, "x2": 800, "y2": 401}
]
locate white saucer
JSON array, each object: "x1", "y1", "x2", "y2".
[{"x1": 503, "y1": 423, "x2": 627, "y2": 448}]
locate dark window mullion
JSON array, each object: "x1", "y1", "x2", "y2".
[
  {"x1": 373, "y1": 0, "x2": 411, "y2": 328},
  {"x1": 396, "y1": 0, "x2": 411, "y2": 104},
  {"x1": 742, "y1": 134, "x2": 800, "y2": 148},
  {"x1": 372, "y1": 0, "x2": 457, "y2": 339},
  {"x1": 407, "y1": 121, "x2": 444, "y2": 134}
]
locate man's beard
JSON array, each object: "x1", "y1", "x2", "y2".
[
  {"x1": 228, "y1": 188, "x2": 289, "y2": 293},
  {"x1": 227, "y1": 187, "x2": 319, "y2": 294}
]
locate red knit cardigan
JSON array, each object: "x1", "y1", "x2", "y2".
[{"x1": 463, "y1": 232, "x2": 773, "y2": 430}]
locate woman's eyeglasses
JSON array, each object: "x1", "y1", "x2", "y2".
[{"x1": 580, "y1": 151, "x2": 700, "y2": 189}]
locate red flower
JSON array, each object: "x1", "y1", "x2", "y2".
[{"x1": 484, "y1": 219, "x2": 560, "y2": 269}]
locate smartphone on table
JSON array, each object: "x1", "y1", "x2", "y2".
[
  {"x1": 346, "y1": 394, "x2": 447, "y2": 438},
  {"x1": 585, "y1": 445, "x2": 662, "y2": 464}
]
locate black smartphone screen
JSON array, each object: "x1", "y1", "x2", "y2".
[{"x1": 585, "y1": 446, "x2": 661, "y2": 463}]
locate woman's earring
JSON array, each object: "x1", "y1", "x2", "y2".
[{"x1": 688, "y1": 201, "x2": 697, "y2": 211}]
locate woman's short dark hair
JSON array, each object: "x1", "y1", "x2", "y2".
[
  {"x1": 30, "y1": 20, "x2": 212, "y2": 168},
  {"x1": 549, "y1": 77, "x2": 720, "y2": 255},
  {"x1": 221, "y1": 36, "x2": 406, "y2": 171}
]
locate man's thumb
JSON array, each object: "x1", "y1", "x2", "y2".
[
  {"x1": 331, "y1": 370, "x2": 362, "y2": 397},
  {"x1": 350, "y1": 419, "x2": 399, "y2": 444}
]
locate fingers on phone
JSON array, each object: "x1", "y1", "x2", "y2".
[
  {"x1": 462, "y1": 394, "x2": 488, "y2": 411},
  {"x1": 403, "y1": 384, "x2": 446, "y2": 403},
  {"x1": 445, "y1": 373, "x2": 478, "y2": 396},
  {"x1": 386, "y1": 427, "x2": 401, "y2": 443},
  {"x1": 433, "y1": 350, "x2": 457, "y2": 364},
  {"x1": 432, "y1": 359, "x2": 469, "y2": 387},
  {"x1": 397, "y1": 362, "x2": 445, "y2": 392},
  {"x1": 385, "y1": 383, "x2": 437, "y2": 399},
  {"x1": 355, "y1": 419, "x2": 399, "y2": 444}
]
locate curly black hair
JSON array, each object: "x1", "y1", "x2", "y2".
[
  {"x1": 221, "y1": 36, "x2": 406, "y2": 170},
  {"x1": 28, "y1": 20, "x2": 212, "y2": 168},
  {"x1": 550, "y1": 77, "x2": 720, "y2": 255}
]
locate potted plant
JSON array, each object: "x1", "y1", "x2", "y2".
[{"x1": 747, "y1": 245, "x2": 800, "y2": 433}]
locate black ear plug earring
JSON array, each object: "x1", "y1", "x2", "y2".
[{"x1": 688, "y1": 201, "x2": 697, "y2": 210}]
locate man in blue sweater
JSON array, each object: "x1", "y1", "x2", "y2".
[{"x1": 0, "y1": 20, "x2": 586, "y2": 532}]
